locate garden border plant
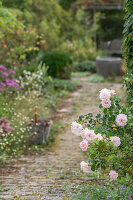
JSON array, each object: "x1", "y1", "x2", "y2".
[
  {"x1": 123, "y1": 0, "x2": 133, "y2": 107},
  {"x1": 71, "y1": 88, "x2": 132, "y2": 180}
]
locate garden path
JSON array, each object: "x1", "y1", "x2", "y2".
[{"x1": 0, "y1": 77, "x2": 124, "y2": 200}]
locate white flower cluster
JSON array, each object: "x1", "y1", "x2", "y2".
[{"x1": 17, "y1": 69, "x2": 46, "y2": 95}]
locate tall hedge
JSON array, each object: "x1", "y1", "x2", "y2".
[
  {"x1": 123, "y1": 0, "x2": 133, "y2": 72},
  {"x1": 123, "y1": 0, "x2": 133, "y2": 107}
]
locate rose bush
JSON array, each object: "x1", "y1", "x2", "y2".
[{"x1": 71, "y1": 88, "x2": 133, "y2": 180}]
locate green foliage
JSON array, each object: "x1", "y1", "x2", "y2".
[
  {"x1": 59, "y1": 0, "x2": 77, "y2": 10},
  {"x1": 40, "y1": 51, "x2": 72, "y2": 79},
  {"x1": 123, "y1": 0, "x2": 133, "y2": 107},
  {"x1": 97, "y1": 10, "x2": 124, "y2": 41},
  {"x1": 78, "y1": 94, "x2": 133, "y2": 177},
  {"x1": 0, "y1": 7, "x2": 38, "y2": 67},
  {"x1": 52, "y1": 79, "x2": 81, "y2": 92},
  {"x1": 124, "y1": 73, "x2": 133, "y2": 109},
  {"x1": 1, "y1": 1, "x2": 101, "y2": 63},
  {"x1": 60, "y1": 38, "x2": 98, "y2": 62},
  {"x1": 123, "y1": 0, "x2": 133, "y2": 72},
  {"x1": 2, "y1": 0, "x2": 26, "y2": 9},
  {"x1": 72, "y1": 71, "x2": 90, "y2": 77},
  {"x1": 59, "y1": 8, "x2": 101, "y2": 62},
  {"x1": 0, "y1": 95, "x2": 30, "y2": 162},
  {"x1": 25, "y1": 0, "x2": 72, "y2": 49},
  {"x1": 17, "y1": 63, "x2": 51, "y2": 95},
  {"x1": 69, "y1": 182, "x2": 133, "y2": 200},
  {"x1": 88, "y1": 74, "x2": 105, "y2": 82},
  {"x1": 74, "y1": 61, "x2": 96, "y2": 72}
]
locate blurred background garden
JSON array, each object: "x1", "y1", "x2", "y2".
[
  {"x1": 0, "y1": 0, "x2": 126, "y2": 161},
  {"x1": 0, "y1": 0, "x2": 133, "y2": 199}
]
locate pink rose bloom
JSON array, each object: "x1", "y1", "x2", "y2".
[
  {"x1": 109, "y1": 170, "x2": 118, "y2": 181},
  {"x1": 85, "y1": 130, "x2": 96, "y2": 141},
  {"x1": 96, "y1": 133, "x2": 104, "y2": 141},
  {"x1": 71, "y1": 121, "x2": 83, "y2": 136},
  {"x1": 99, "y1": 88, "x2": 111, "y2": 100},
  {"x1": 80, "y1": 161, "x2": 93, "y2": 174},
  {"x1": 102, "y1": 99, "x2": 111, "y2": 108},
  {"x1": 81, "y1": 128, "x2": 89, "y2": 139},
  {"x1": 116, "y1": 114, "x2": 127, "y2": 127},
  {"x1": 80, "y1": 140, "x2": 88, "y2": 151},
  {"x1": 110, "y1": 136, "x2": 121, "y2": 147},
  {"x1": 110, "y1": 90, "x2": 116, "y2": 96}
]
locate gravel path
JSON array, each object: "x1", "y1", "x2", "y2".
[{"x1": 0, "y1": 77, "x2": 124, "y2": 200}]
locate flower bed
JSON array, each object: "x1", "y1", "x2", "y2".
[{"x1": 71, "y1": 88, "x2": 133, "y2": 180}]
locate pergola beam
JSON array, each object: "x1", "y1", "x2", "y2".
[{"x1": 86, "y1": 5, "x2": 123, "y2": 10}]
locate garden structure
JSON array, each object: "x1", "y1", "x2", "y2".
[
  {"x1": 73, "y1": 0, "x2": 124, "y2": 77},
  {"x1": 73, "y1": 0, "x2": 124, "y2": 42}
]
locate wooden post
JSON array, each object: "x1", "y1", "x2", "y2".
[{"x1": 34, "y1": 106, "x2": 38, "y2": 123}]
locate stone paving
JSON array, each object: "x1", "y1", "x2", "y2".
[{"x1": 0, "y1": 77, "x2": 124, "y2": 200}]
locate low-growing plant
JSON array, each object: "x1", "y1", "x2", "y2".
[
  {"x1": 0, "y1": 99, "x2": 30, "y2": 163},
  {"x1": 68, "y1": 181, "x2": 133, "y2": 200},
  {"x1": 0, "y1": 65, "x2": 20, "y2": 92},
  {"x1": 88, "y1": 74, "x2": 105, "y2": 83},
  {"x1": 60, "y1": 38, "x2": 98, "y2": 62},
  {"x1": 73, "y1": 61, "x2": 96, "y2": 73},
  {"x1": 71, "y1": 88, "x2": 133, "y2": 180},
  {"x1": 72, "y1": 72, "x2": 91, "y2": 77},
  {"x1": 52, "y1": 79, "x2": 81, "y2": 92},
  {"x1": 39, "y1": 50, "x2": 72, "y2": 79},
  {"x1": 17, "y1": 63, "x2": 51, "y2": 95}
]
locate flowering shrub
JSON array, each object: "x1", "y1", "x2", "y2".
[
  {"x1": 0, "y1": 7, "x2": 38, "y2": 67},
  {"x1": 0, "y1": 112, "x2": 30, "y2": 160},
  {"x1": 17, "y1": 63, "x2": 50, "y2": 95},
  {"x1": 71, "y1": 88, "x2": 133, "y2": 180},
  {"x1": 0, "y1": 118, "x2": 14, "y2": 135},
  {"x1": 0, "y1": 65, "x2": 20, "y2": 92},
  {"x1": 60, "y1": 38, "x2": 98, "y2": 62},
  {"x1": 0, "y1": 94, "x2": 34, "y2": 163}
]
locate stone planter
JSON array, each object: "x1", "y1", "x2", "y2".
[
  {"x1": 28, "y1": 118, "x2": 53, "y2": 145},
  {"x1": 96, "y1": 57, "x2": 122, "y2": 78}
]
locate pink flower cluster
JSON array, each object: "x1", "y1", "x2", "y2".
[
  {"x1": 0, "y1": 65, "x2": 20, "y2": 91},
  {"x1": 116, "y1": 114, "x2": 127, "y2": 127},
  {"x1": 71, "y1": 121, "x2": 83, "y2": 136},
  {"x1": 80, "y1": 161, "x2": 93, "y2": 174},
  {"x1": 99, "y1": 88, "x2": 116, "y2": 108},
  {"x1": 110, "y1": 136, "x2": 121, "y2": 147},
  {"x1": 0, "y1": 118, "x2": 14, "y2": 134},
  {"x1": 109, "y1": 170, "x2": 118, "y2": 181},
  {"x1": 80, "y1": 140, "x2": 88, "y2": 151}
]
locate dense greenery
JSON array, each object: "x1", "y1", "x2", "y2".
[
  {"x1": 78, "y1": 91, "x2": 133, "y2": 177},
  {"x1": 40, "y1": 51, "x2": 72, "y2": 79},
  {"x1": 123, "y1": 0, "x2": 133, "y2": 72},
  {"x1": 123, "y1": 0, "x2": 133, "y2": 107},
  {"x1": 0, "y1": 7, "x2": 38, "y2": 67},
  {"x1": 67, "y1": 181, "x2": 132, "y2": 200},
  {"x1": 0, "y1": 66, "x2": 80, "y2": 163},
  {"x1": 74, "y1": 61, "x2": 96, "y2": 73},
  {"x1": 98, "y1": 10, "x2": 124, "y2": 41},
  {"x1": 0, "y1": 0, "x2": 100, "y2": 162},
  {"x1": 59, "y1": 0, "x2": 77, "y2": 10}
]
